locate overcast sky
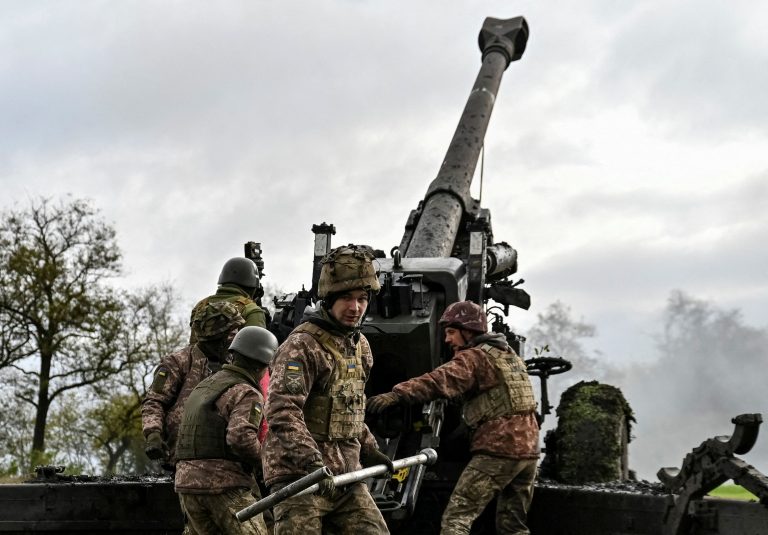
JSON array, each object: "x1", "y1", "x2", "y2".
[{"x1": 3, "y1": 1, "x2": 767, "y2": 480}]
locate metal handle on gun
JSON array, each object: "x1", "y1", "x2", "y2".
[
  {"x1": 236, "y1": 448, "x2": 438, "y2": 522},
  {"x1": 235, "y1": 466, "x2": 331, "y2": 522},
  {"x1": 295, "y1": 447, "x2": 438, "y2": 498}
]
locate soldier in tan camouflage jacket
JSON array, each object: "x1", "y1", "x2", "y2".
[
  {"x1": 174, "y1": 326, "x2": 278, "y2": 535},
  {"x1": 368, "y1": 301, "x2": 540, "y2": 535},
  {"x1": 262, "y1": 245, "x2": 392, "y2": 535},
  {"x1": 141, "y1": 301, "x2": 245, "y2": 468}
]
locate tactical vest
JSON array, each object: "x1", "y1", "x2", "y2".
[
  {"x1": 175, "y1": 365, "x2": 260, "y2": 461},
  {"x1": 294, "y1": 322, "x2": 366, "y2": 441},
  {"x1": 462, "y1": 343, "x2": 537, "y2": 428}
]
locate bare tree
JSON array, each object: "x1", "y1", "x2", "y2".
[
  {"x1": 0, "y1": 392, "x2": 35, "y2": 477},
  {"x1": 620, "y1": 290, "x2": 768, "y2": 479},
  {"x1": 87, "y1": 284, "x2": 186, "y2": 473},
  {"x1": 525, "y1": 300, "x2": 601, "y2": 380}
]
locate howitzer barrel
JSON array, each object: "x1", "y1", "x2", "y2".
[{"x1": 405, "y1": 17, "x2": 528, "y2": 258}]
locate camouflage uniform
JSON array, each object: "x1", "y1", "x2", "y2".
[
  {"x1": 175, "y1": 364, "x2": 268, "y2": 535},
  {"x1": 261, "y1": 310, "x2": 389, "y2": 535},
  {"x1": 390, "y1": 332, "x2": 539, "y2": 535},
  {"x1": 141, "y1": 344, "x2": 216, "y2": 465},
  {"x1": 190, "y1": 288, "x2": 270, "y2": 439},
  {"x1": 190, "y1": 284, "x2": 266, "y2": 341}
]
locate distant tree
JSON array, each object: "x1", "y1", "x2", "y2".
[
  {"x1": 0, "y1": 196, "x2": 184, "y2": 470},
  {"x1": 654, "y1": 290, "x2": 766, "y2": 411},
  {"x1": 620, "y1": 290, "x2": 768, "y2": 479},
  {"x1": 87, "y1": 284, "x2": 185, "y2": 473},
  {"x1": 0, "y1": 393, "x2": 35, "y2": 477},
  {"x1": 525, "y1": 301, "x2": 601, "y2": 380}
]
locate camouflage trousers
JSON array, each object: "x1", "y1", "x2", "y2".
[
  {"x1": 272, "y1": 481, "x2": 389, "y2": 535},
  {"x1": 179, "y1": 487, "x2": 268, "y2": 535},
  {"x1": 441, "y1": 454, "x2": 537, "y2": 535}
]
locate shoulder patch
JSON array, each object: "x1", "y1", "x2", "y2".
[
  {"x1": 151, "y1": 367, "x2": 169, "y2": 393},
  {"x1": 249, "y1": 401, "x2": 263, "y2": 426},
  {"x1": 284, "y1": 361, "x2": 305, "y2": 395}
]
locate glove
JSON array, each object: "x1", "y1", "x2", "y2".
[
  {"x1": 144, "y1": 431, "x2": 168, "y2": 461},
  {"x1": 361, "y1": 448, "x2": 395, "y2": 475},
  {"x1": 367, "y1": 392, "x2": 401, "y2": 414},
  {"x1": 307, "y1": 462, "x2": 336, "y2": 498}
]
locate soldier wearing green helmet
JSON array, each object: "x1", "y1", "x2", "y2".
[
  {"x1": 261, "y1": 244, "x2": 392, "y2": 535},
  {"x1": 190, "y1": 256, "x2": 272, "y2": 445},
  {"x1": 175, "y1": 326, "x2": 278, "y2": 535},
  {"x1": 141, "y1": 301, "x2": 246, "y2": 469}
]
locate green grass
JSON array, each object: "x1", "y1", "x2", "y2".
[{"x1": 708, "y1": 484, "x2": 758, "y2": 501}]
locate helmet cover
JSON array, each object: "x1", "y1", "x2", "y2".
[
  {"x1": 192, "y1": 301, "x2": 246, "y2": 341},
  {"x1": 439, "y1": 300, "x2": 488, "y2": 334},
  {"x1": 318, "y1": 244, "x2": 381, "y2": 298}
]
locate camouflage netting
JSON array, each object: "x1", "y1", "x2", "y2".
[{"x1": 542, "y1": 380, "x2": 635, "y2": 484}]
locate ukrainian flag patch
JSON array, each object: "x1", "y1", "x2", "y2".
[
  {"x1": 347, "y1": 363, "x2": 357, "y2": 370},
  {"x1": 285, "y1": 361, "x2": 305, "y2": 394}
]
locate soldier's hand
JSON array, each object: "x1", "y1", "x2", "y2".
[
  {"x1": 361, "y1": 448, "x2": 395, "y2": 475},
  {"x1": 144, "y1": 431, "x2": 168, "y2": 461},
  {"x1": 307, "y1": 462, "x2": 335, "y2": 498},
  {"x1": 367, "y1": 392, "x2": 400, "y2": 414}
]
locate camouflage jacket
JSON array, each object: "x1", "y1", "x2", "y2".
[
  {"x1": 141, "y1": 344, "x2": 218, "y2": 463},
  {"x1": 257, "y1": 370, "x2": 270, "y2": 443},
  {"x1": 174, "y1": 369, "x2": 264, "y2": 494},
  {"x1": 261, "y1": 320, "x2": 379, "y2": 486},
  {"x1": 392, "y1": 340, "x2": 540, "y2": 460},
  {"x1": 189, "y1": 284, "x2": 266, "y2": 343}
]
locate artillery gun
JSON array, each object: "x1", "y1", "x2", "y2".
[{"x1": 2, "y1": 14, "x2": 767, "y2": 535}]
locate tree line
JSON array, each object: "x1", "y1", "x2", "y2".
[{"x1": 0, "y1": 196, "x2": 186, "y2": 476}]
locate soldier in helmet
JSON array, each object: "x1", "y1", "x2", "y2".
[
  {"x1": 174, "y1": 326, "x2": 277, "y2": 535},
  {"x1": 190, "y1": 256, "x2": 271, "y2": 443},
  {"x1": 261, "y1": 244, "x2": 392, "y2": 535},
  {"x1": 189, "y1": 257, "x2": 267, "y2": 343},
  {"x1": 142, "y1": 301, "x2": 246, "y2": 468},
  {"x1": 368, "y1": 300, "x2": 540, "y2": 535}
]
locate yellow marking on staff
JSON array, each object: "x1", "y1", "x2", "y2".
[{"x1": 392, "y1": 467, "x2": 410, "y2": 482}]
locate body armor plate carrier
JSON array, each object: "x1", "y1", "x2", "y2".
[
  {"x1": 295, "y1": 323, "x2": 366, "y2": 441},
  {"x1": 462, "y1": 343, "x2": 537, "y2": 428},
  {"x1": 176, "y1": 365, "x2": 259, "y2": 461}
]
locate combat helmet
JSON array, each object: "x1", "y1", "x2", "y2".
[
  {"x1": 439, "y1": 300, "x2": 488, "y2": 334},
  {"x1": 192, "y1": 301, "x2": 246, "y2": 341},
  {"x1": 318, "y1": 244, "x2": 381, "y2": 298},
  {"x1": 229, "y1": 326, "x2": 278, "y2": 366},
  {"x1": 218, "y1": 257, "x2": 260, "y2": 289}
]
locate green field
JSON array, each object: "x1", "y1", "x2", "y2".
[{"x1": 708, "y1": 484, "x2": 758, "y2": 501}]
